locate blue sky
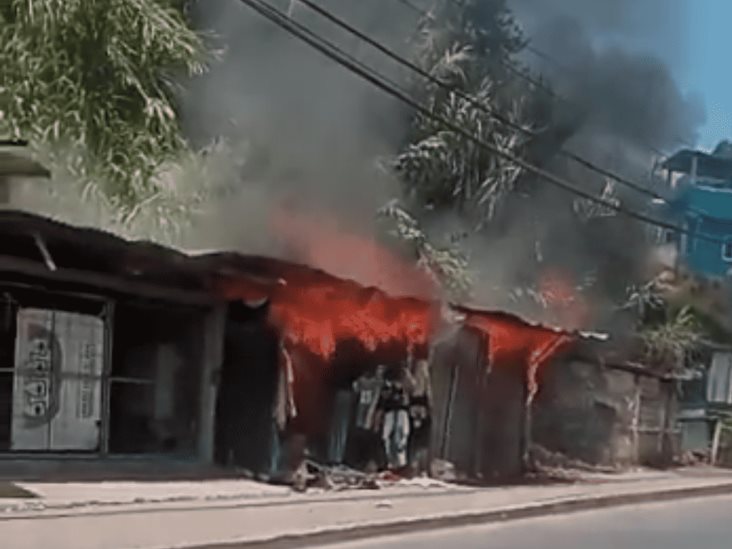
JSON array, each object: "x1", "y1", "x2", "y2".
[{"x1": 685, "y1": 1, "x2": 732, "y2": 150}]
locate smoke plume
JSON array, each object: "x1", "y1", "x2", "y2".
[
  {"x1": 179, "y1": 0, "x2": 420, "y2": 283},
  {"x1": 457, "y1": 0, "x2": 708, "y2": 326},
  {"x1": 178, "y1": 0, "x2": 705, "y2": 325},
  {"x1": 511, "y1": 0, "x2": 704, "y2": 160}
]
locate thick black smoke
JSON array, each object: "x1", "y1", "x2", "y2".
[
  {"x1": 176, "y1": 0, "x2": 704, "y2": 327},
  {"x1": 462, "y1": 1, "x2": 707, "y2": 325},
  {"x1": 511, "y1": 0, "x2": 704, "y2": 157}
]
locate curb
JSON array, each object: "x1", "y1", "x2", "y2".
[
  {"x1": 190, "y1": 482, "x2": 732, "y2": 549},
  {"x1": 0, "y1": 486, "x2": 477, "y2": 521}
]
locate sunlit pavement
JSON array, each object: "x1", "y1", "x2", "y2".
[
  {"x1": 3, "y1": 472, "x2": 732, "y2": 549},
  {"x1": 317, "y1": 494, "x2": 732, "y2": 549}
]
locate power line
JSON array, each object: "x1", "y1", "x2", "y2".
[
  {"x1": 392, "y1": 0, "x2": 429, "y2": 16},
  {"x1": 242, "y1": 0, "x2": 714, "y2": 242},
  {"x1": 523, "y1": 45, "x2": 695, "y2": 154},
  {"x1": 392, "y1": 0, "x2": 430, "y2": 15},
  {"x1": 392, "y1": 0, "x2": 562, "y2": 100},
  {"x1": 237, "y1": 0, "x2": 722, "y2": 244},
  {"x1": 395, "y1": 0, "x2": 676, "y2": 159},
  {"x1": 525, "y1": 45, "x2": 575, "y2": 76},
  {"x1": 292, "y1": 0, "x2": 671, "y2": 203}
]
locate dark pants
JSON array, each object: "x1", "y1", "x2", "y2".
[
  {"x1": 347, "y1": 427, "x2": 383, "y2": 470},
  {"x1": 327, "y1": 390, "x2": 353, "y2": 465}
]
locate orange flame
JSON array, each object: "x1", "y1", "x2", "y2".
[
  {"x1": 462, "y1": 310, "x2": 569, "y2": 367},
  {"x1": 215, "y1": 202, "x2": 580, "y2": 404},
  {"x1": 537, "y1": 268, "x2": 591, "y2": 330},
  {"x1": 462, "y1": 309, "x2": 574, "y2": 400},
  {"x1": 270, "y1": 285, "x2": 434, "y2": 358},
  {"x1": 216, "y1": 268, "x2": 436, "y2": 360}
]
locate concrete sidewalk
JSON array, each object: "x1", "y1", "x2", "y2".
[{"x1": 1, "y1": 468, "x2": 731, "y2": 549}]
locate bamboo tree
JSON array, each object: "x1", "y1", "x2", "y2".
[{"x1": 0, "y1": 0, "x2": 208, "y2": 210}]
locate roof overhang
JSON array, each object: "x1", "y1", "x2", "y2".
[
  {"x1": 663, "y1": 149, "x2": 732, "y2": 181},
  {"x1": 0, "y1": 143, "x2": 50, "y2": 177}
]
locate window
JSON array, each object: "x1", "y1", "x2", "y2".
[
  {"x1": 707, "y1": 352, "x2": 732, "y2": 405},
  {"x1": 723, "y1": 238, "x2": 732, "y2": 262}
]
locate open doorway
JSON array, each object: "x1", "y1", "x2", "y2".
[
  {"x1": 430, "y1": 326, "x2": 488, "y2": 478},
  {"x1": 214, "y1": 301, "x2": 280, "y2": 475},
  {"x1": 109, "y1": 301, "x2": 204, "y2": 456}
]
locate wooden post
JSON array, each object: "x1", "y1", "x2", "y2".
[
  {"x1": 632, "y1": 375, "x2": 641, "y2": 464},
  {"x1": 711, "y1": 419, "x2": 722, "y2": 466},
  {"x1": 521, "y1": 395, "x2": 533, "y2": 473},
  {"x1": 197, "y1": 305, "x2": 226, "y2": 464},
  {"x1": 99, "y1": 300, "x2": 115, "y2": 455},
  {"x1": 442, "y1": 360, "x2": 459, "y2": 460},
  {"x1": 520, "y1": 359, "x2": 534, "y2": 474},
  {"x1": 472, "y1": 361, "x2": 488, "y2": 479},
  {"x1": 661, "y1": 380, "x2": 679, "y2": 465}
]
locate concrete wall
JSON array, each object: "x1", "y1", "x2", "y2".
[{"x1": 533, "y1": 360, "x2": 630, "y2": 466}]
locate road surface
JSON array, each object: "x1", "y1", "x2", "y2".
[{"x1": 316, "y1": 494, "x2": 732, "y2": 549}]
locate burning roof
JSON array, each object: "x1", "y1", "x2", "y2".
[
  {"x1": 201, "y1": 253, "x2": 605, "y2": 376},
  {"x1": 202, "y1": 253, "x2": 439, "y2": 360},
  {"x1": 0, "y1": 209, "x2": 604, "y2": 381}
]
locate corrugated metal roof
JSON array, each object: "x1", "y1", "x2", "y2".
[
  {"x1": 0, "y1": 144, "x2": 50, "y2": 177},
  {"x1": 0, "y1": 210, "x2": 212, "y2": 302},
  {"x1": 0, "y1": 211, "x2": 612, "y2": 339}
]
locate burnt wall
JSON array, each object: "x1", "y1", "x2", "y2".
[{"x1": 533, "y1": 360, "x2": 636, "y2": 466}]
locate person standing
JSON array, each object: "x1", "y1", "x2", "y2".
[
  {"x1": 380, "y1": 363, "x2": 415, "y2": 472},
  {"x1": 408, "y1": 359, "x2": 432, "y2": 475},
  {"x1": 351, "y1": 365, "x2": 385, "y2": 470}
]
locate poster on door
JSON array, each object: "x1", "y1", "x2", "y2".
[{"x1": 11, "y1": 308, "x2": 104, "y2": 451}]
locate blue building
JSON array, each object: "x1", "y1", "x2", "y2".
[
  {"x1": 659, "y1": 148, "x2": 732, "y2": 277},
  {"x1": 678, "y1": 343, "x2": 732, "y2": 465}
]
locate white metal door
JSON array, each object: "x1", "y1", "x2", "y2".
[{"x1": 11, "y1": 308, "x2": 104, "y2": 451}]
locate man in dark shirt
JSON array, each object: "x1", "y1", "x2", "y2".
[
  {"x1": 408, "y1": 359, "x2": 432, "y2": 475},
  {"x1": 380, "y1": 363, "x2": 415, "y2": 471},
  {"x1": 349, "y1": 365, "x2": 385, "y2": 470}
]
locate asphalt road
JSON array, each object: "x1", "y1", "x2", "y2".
[{"x1": 316, "y1": 494, "x2": 732, "y2": 549}]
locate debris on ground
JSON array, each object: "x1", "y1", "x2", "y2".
[
  {"x1": 291, "y1": 460, "x2": 380, "y2": 492},
  {"x1": 528, "y1": 444, "x2": 620, "y2": 481},
  {"x1": 285, "y1": 460, "x2": 459, "y2": 493},
  {"x1": 429, "y1": 459, "x2": 457, "y2": 482},
  {"x1": 678, "y1": 450, "x2": 710, "y2": 467}
]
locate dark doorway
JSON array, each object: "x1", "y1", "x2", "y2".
[
  {"x1": 478, "y1": 359, "x2": 526, "y2": 480},
  {"x1": 214, "y1": 301, "x2": 279, "y2": 475},
  {"x1": 109, "y1": 302, "x2": 203, "y2": 456},
  {"x1": 430, "y1": 326, "x2": 488, "y2": 478},
  {"x1": 430, "y1": 325, "x2": 526, "y2": 482}
]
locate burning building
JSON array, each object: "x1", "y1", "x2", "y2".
[
  {"x1": 0, "y1": 207, "x2": 602, "y2": 482},
  {"x1": 203, "y1": 253, "x2": 599, "y2": 482}
]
